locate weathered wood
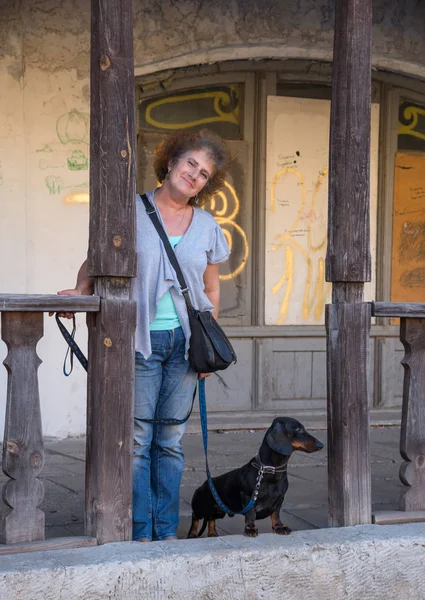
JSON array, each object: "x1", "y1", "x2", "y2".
[
  {"x1": 326, "y1": 302, "x2": 372, "y2": 526},
  {"x1": 399, "y1": 318, "x2": 425, "y2": 511},
  {"x1": 88, "y1": 0, "x2": 137, "y2": 277},
  {"x1": 86, "y1": 0, "x2": 137, "y2": 545},
  {"x1": 325, "y1": 0, "x2": 372, "y2": 283},
  {"x1": 373, "y1": 510, "x2": 425, "y2": 525},
  {"x1": 0, "y1": 536, "x2": 97, "y2": 556},
  {"x1": 85, "y1": 298, "x2": 136, "y2": 544},
  {"x1": 332, "y1": 283, "x2": 364, "y2": 304},
  {"x1": 372, "y1": 302, "x2": 425, "y2": 318},
  {"x1": 0, "y1": 294, "x2": 100, "y2": 312},
  {"x1": 325, "y1": 0, "x2": 373, "y2": 528},
  {"x1": 1, "y1": 312, "x2": 45, "y2": 544}
]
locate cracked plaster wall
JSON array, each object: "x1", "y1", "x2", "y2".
[{"x1": 0, "y1": 0, "x2": 424, "y2": 438}]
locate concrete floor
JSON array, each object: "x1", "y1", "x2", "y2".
[{"x1": 1, "y1": 424, "x2": 404, "y2": 541}]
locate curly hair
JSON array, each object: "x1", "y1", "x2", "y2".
[{"x1": 153, "y1": 129, "x2": 232, "y2": 206}]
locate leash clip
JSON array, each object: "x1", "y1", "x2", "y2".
[{"x1": 262, "y1": 465, "x2": 277, "y2": 475}]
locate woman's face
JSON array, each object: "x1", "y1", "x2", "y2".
[{"x1": 168, "y1": 148, "x2": 215, "y2": 200}]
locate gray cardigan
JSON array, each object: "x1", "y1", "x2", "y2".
[{"x1": 131, "y1": 191, "x2": 230, "y2": 359}]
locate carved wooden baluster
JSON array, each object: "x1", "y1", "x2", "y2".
[
  {"x1": 1, "y1": 312, "x2": 45, "y2": 543},
  {"x1": 399, "y1": 318, "x2": 425, "y2": 511}
]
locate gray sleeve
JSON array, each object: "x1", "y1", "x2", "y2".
[{"x1": 207, "y1": 222, "x2": 231, "y2": 264}]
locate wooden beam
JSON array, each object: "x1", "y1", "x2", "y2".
[
  {"x1": 0, "y1": 294, "x2": 100, "y2": 312},
  {"x1": 1, "y1": 313, "x2": 45, "y2": 544},
  {"x1": 326, "y1": 302, "x2": 372, "y2": 526},
  {"x1": 85, "y1": 299, "x2": 136, "y2": 543},
  {"x1": 86, "y1": 0, "x2": 136, "y2": 544},
  {"x1": 325, "y1": 0, "x2": 372, "y2": 527},
  {"x1": 88, "y1": 0, "x2": 137, "y2": 277},
  {"x1": 399, "y1": 318, "x2": 425, "y2": 511},
  {"x1": 326, "y1": 0, "x2": 372, "y2": 285},
  {"x1": 372, "y1": 302, "x2": 425, "y2": 318}
]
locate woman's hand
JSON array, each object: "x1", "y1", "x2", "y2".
[
  {"x1": 49, "y1": 288, "x2": 82, "y2": 319},
  {"x1": 49, "y1": 260, "x2": 94, "y2": 318},
  {"x1": 198, "y1": 373, "x2": 212, "y2": 379}
]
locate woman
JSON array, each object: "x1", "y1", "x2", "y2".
[{"x1": 58, "y1": 129, "x2": 232, "y2": 542}]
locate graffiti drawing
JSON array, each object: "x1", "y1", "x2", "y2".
[
  {"x1": 45, "y1": 175, "x2": 88, "y2": 195},
  {"x1": 36, "y1": 144, "x2": 54, "y2": 153},
  {"x1": 270, "y1": 167, "x2": 331, "y2": 324},
  {"x1": 209, "y1": 181, "x2": 249, "y2": 281},
  {"x1": 67, "y1": 149, "x2": 88, "y2": 171},
  {"x1": 144, "y1": 88, "x2": 240, "y2": 131},
  {"x1": 38, "y1": 159, "x2": 65, "y2": 170},
  {"x1": 56, "y1": 109, "x2": 89, "y2": 145},
  {"x1": 398, "y1": 103, "x2": 425, "y2": 143}
]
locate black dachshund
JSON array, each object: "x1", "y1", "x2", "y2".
[{"x1": 187, "y1": 417, "x2": 323, "y2": 538}]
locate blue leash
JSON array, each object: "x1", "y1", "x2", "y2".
[
  {"x1": 56, "y1": 316, "x2": 260, "y2": 514},
  {"x1": 55, "y1": 314, "x2": 88, "y2": 374},
  {"x1": 198, "y1": 378, "x2": 261, "y2": 516}
]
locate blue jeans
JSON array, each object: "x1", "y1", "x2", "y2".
[{"x1": 133, "y1": 327, "x2": 197, "y2": 541}]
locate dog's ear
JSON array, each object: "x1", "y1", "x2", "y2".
[{"x1": 266, "y1": 425, "x2": 292, "y2": 456}]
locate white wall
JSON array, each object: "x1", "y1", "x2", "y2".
[{"x1": 0, "y1": 3, "x2": 91, "y2": 438}]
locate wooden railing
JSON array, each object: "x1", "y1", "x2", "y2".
[
  {"x1": 1, "y1": 295, "x2": 425, "y2": 553},
  {"x1": 0, "y1": 294, "x2": 100, "y2": 554},
  {"x1": 371, "y1": 302, "x2": 425, "y2": 525}
]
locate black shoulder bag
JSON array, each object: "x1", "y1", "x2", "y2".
[{"x1": 140, "y1": 194, "x2": 237, "y2": 374}]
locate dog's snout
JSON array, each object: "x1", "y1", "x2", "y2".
[{"x1": 315, "y1": 440, "x2": 324, "y2": 450}]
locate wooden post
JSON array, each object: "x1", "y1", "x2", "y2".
[
  {"x1": 399, "y1": 318, "x2": 425, "y2": 511},
  {"x1": 1, "y1": 313, "x2": 45, "y2": 544},
  {"x1": 86, "y1": 0, "x2": 137, "y2": 544},
  {"x1": 325, "y1": 0, "x2": 372, "y2": 526}
]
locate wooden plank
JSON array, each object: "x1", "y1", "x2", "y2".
[
  {"x1": 326, "y1": 302, "x2": 372, "y2": 526},
  {"x1": 372, "y1": 302, "x2": 425, "y2": 318},
  {"x1": 88, "y1": 0, "x2": 137, "y2": 277},
  {"x1": 85, "y1": 297, "x2": 136, "y2": 544},
  {"x1": 0, "y1": 294, "x2": 100, "y2": 312},
  {"x1": 0, "y1": 536, "x2": 97, "y2": 556},
  {"x1": 373, "y1": 510, "x2": 425, "y2": 525},
  {"x1": 325, "y1": 0, "x2": 372, "y2": 283},
  {"x1": 0, "y1": 313, "x2": 45, "y2": 544},
  {"x1": 399, "y1": 318, "x2": 425, "y2": 511}
]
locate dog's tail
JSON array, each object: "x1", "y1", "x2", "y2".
[{"x1": 198, "y1": 518, "x2": 207, "y2": 538}]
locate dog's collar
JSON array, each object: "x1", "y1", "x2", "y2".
[{"x1": 252, "y1": 454, "x2": 288, "y2": 475}]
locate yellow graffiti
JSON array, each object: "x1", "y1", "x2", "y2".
[
  {"x1": 271, "y1": 168, "x2": 331, "y2": 324},
  {"x1": 398, "y1": 105, "x2": 425, "y2": 142},
  {"x1": 145, "y1": 89, "x2": 239, "y2": 130},
  {"x1": 209, "y1": 181, "x2": 249, "y2": 281}
]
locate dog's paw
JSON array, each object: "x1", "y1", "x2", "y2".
[
  {"x1": 273, "y1": 524, "x2": 291, "y2": 535},
  {"x1": 244, "y1": 526, "x2": 259, "y2": 537}
]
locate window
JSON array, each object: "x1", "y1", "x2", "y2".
[
  {"x1": 398, "y1": 100, "x2": 425, "y2": 152},
  {"x1": 264, "y1": 94, "x2": 379, "y2": 324},
  {"x1": 391, "y1": 98, "x2": 425, "y2": 304},
  {"x1": 139, "y1": 85, "x2": 242, "y2": 139},
  {"x1": 137, "y1": 80, "x2": 253, "y2": 326}
]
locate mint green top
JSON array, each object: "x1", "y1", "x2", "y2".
[{"x1": 149, "y1": 236, "x2": 183, "y2": 331}]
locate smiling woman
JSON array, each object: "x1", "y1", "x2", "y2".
[
  {"x1": 153, "y1": 129, "x2": 232, "y2": 206},
  {"x1": 55, "y1": 128, "x2": 233, "y2": 543},
  {"x1": 129, "y1": 129, "x2": 232, "y2": 542}
]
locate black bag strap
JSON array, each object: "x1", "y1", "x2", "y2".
[{"x1": 140, "y1": 193, "x2": 194, "y2": 312}]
